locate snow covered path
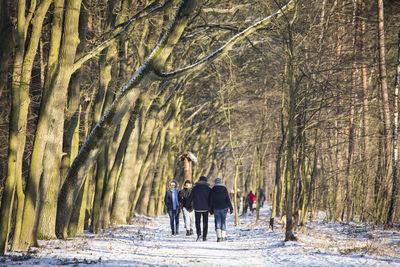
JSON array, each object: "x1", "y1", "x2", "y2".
[{"x1": 2, "y1": 206, "x2": 400, "y2": 266}]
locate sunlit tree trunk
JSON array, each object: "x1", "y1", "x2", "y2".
[
  {"x1": 387, "y1": 31, "x2": 400, "y2": 226},
  {"x1": 284, "y1": 15, "x2": 298, "y2": 240},
  {"x1": 60, "y1": 0, "x2": 89, "y2": 181},
  {"x1": 377, "y1": 0, "x2": 391, "y2": 179},
  {"x1": 7, "y1": 0, "x2": 53, "y2": 251},
  {"x1": 270, "y1": 94, "x2": 286, "y2": 229},
  {"x1": 99, "y1": 112, "x2": 134, "y2": 228},
  {"x1": 156, "y1": 122, "x2": 179, "y2": 216},
  {"x1": 111, "y1": 116, "x2": 141, "y2": 224},
  {"x1": 334, "y1": 0, "x2": 344, "y2": 221},
  {"x1": 0, "y1": 1, "x2": 16, "y2": 251},
  {"x1": 344, "y1": 0, "x2": 359, "y2": 222}
]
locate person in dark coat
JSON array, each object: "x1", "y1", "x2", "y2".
[
  {"x1": 187, "y1": 175, "x2": 211, "y2": 241},
  {"x1": 209, "y1": 177, "x2": 233, "y2": 242},
  {"x1": 164, "y1": 180, "x2": 180, "y2": 235},
  {"x1": 178, "y1": 180, "x2": 195, "y2": 236},
  {"x1": 259, "y1": 188, "x2": 266, "y2": 208}
]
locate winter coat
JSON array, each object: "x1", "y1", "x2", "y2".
[
  {"x1": 164, "y1": 188, "x2": 181, "y2": 211},
  {"x1": 248, "y1": 192, "x2": 256, "y2": 204},
  {"x1": 259, "y1": 189, "x2": 266, "y2": 202},
  {"x1": 178, "y1": 188, "x2": 194, "y2": 212},
  {"x1": 188, "y1": 180, "x2": 211, "y2": 212},
  {"x1": 209, "y1": 185, "x2": 233, "y2": 214}
]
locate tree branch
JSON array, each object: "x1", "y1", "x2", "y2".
[
  {"x1": 71, "y1": 0, "x2": 175, "y2": 73},
  {"x1": 155, "y1": 0, "x2": 296, "y2": 80}
]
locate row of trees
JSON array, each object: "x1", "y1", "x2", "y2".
[{"x1": 0, "y1": 0, "x2": 399, "y2": 253}]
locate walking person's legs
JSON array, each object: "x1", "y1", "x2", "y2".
[
  {"x1": 189, "y1": 211, "x2": 195, "y2": 235},
  {"x1": 195, "y1": 211, "x2": 202, "y2": 240},
  {"x1": 182, "y1": 208, "x2": 189, "y2": 235},
  {"x1": 214, "y1": 209, "x2": 223, "y2": 242},
  {"x1": 168, "y1": 210, "x2": 175, "y2": 235},
  {"x1": 202, "y1": 211, "x2": 208, "y2": 241},
  {"x1": 174, "y1": 210, "x2": 180, "y2": 234},
  {"x1": 182, "y1": 208, "x2": 188, "y2": 229},
  {"x1": 221, "y1": 209, "x2": 228, "y2": 241}
]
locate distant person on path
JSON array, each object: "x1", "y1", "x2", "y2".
[
  {"x1": 178, "y1": 180, "x2": 195, "y2": 236},
  {"x1": 259, "y1": 188, "x2": 266, "y2": 208},
  {"x1": 188, "y1": 175, "x2": 211, "y2": 241},
  {"x1": 164, "y1": 180, "x2": 180, "y2": 235},
  {"x1": 209, "y1": 178, "x2": 233, "y2": 242},
  {"x1": 247, "y1": 190, "x2": 256, "y2": 212}
]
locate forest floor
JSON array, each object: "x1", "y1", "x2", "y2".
[{"x1": 1, "y1": 205, "x2": 400, "y2": 266}]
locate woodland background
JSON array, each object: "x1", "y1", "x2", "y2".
[{"x1": 0, "y1": 0, "x2": 400, "y2": 254}]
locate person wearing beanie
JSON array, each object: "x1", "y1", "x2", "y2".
[
  {"x1": 164, "y1": 180, "x2": 181, "y2": 235},
  {"x1": 187, "y1": 175, "x2": 211, "y2": 241},
  {"x1": 178, "y1": 180, "x2": 195, "y2": 236},
  {"x1": 208, "y1": 177, "x2": 233, "y2": 242}
]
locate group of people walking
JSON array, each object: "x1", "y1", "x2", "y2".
[{"x1": 164, "y1": 176, "x2": 233, "y2": 242}]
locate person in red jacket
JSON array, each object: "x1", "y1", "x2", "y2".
[{"x1": 247, "y1": 190, "x2": 256, "y2": 212}]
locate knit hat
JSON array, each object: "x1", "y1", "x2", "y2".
[
  {"x1": 199, "y1": 176, "x2": 208, "y2": 182},
  {"x1": 184, "y1": 180, "x2": 191, "y2": 185},
  {"x1": 214, "y1": 178, "x2": 222, "y2": 185}
]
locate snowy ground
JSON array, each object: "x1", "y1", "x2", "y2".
[{"x1": 1, "y1": 205, "x2": 400, "y2": 266}]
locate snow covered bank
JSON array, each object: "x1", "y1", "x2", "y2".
[{"x1": 1, "y1": 206, "x2": 400, "y2": 266}]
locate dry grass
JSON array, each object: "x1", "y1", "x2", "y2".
[{"x1": 298, "y1": 224, "x2": 400, "y2": 258}]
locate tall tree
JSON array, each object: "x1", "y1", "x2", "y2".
[
  {"x1": 377, "y1": 0, "x2": 391, "y2": 179},
  {"x1": 387, "y1": 31, "x2": 400, "y2": 226}
]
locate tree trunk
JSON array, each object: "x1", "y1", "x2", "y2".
[
  {"x1": 334, "y1": 0, "x2": 344, "y2": 221},
  {"x1": 10, "y1": 0, "x2": 53, "y2": 251},
  {"x1": 387, "y1": 31, "x2": 400, "y2": 226},
  {"x1": 99, "y1": 111, "x2": 134, "y2": 228},
  {"x1": 91, "y1": 146, "x2": 108, "y2": 233},
  {"x1": 377, "y1": 0, "x2": 391, "y2": 178},
  {"x1": 0, "y1": 0, "x2": 15, "y2": 97},
  {"x1": 60, "y1": 0, "x2": 89, "y2": 182},
  {"x1": 27, "y1": 0, "x2": 82, "y2": 245},
  {"x1": 284, "y1": 24, "x2": 297, "y2": 241},
  {"x1": 344, "y1": 0, "x2": 359, "y2": 222},
  {"x1": 111, "y1": 117, "x2": 140, "y2": 224}
]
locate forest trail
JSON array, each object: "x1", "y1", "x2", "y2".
[{"x1": 1, "y1": 205, "x2": 400, "y2": 266}]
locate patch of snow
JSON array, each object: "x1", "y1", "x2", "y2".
[{"x1": 1, "y1": 205, "x2": 400, "y2": 266}]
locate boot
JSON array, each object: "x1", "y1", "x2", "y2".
[
  {"x1": 196, "y1": 235, "x2": 202, "y2": 241},
  {"x1": 216, "y1": 229, "x2": 222, "y2": 242},
  {"x1": 221, "y1": 230, "x2": 227, "y2": 241},
  {"x1": 190, "y1": 229, "x2": 194, "y2": 235},
  {"x1": 171, "y1": 230, "x2": 175, "y2": 235},
  {"x1": 186, "y1": 230, "x2": 190, "y2": 236}
]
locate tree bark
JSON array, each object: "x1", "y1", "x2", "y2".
[
  {"x1": 7, "y1": 0, "x2": 53, "y2": 251},
  {"x1": 377, "y1": 0, "x2": 391, "y2": 177},
  {"x1": 334, "y1": 0, "x2": 344, "y2": 221},
  {"x1": 344, "y1": 0, "x2": 359, "y2": 222},
  {"x1": 387, "y1": 31, "x2": 400, "y2": 226}
]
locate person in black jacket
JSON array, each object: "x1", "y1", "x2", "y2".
[
  {"x1": 188, "y1": 175, "x2": 211, "y2": 241},
  {"x1": 209, "y1": 177, "x2": 233, "y2": 242},
  {"x1": 178, "y1": 180, "x2": 195, "y2": 236},
  {"x1": 164, "y1": 180, "x2": 180, "y2": 235}
]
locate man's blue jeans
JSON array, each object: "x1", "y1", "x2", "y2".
[
  {"x1": 168, "y1": 209, "x2": 180, "y2": 234},
  {"x1": 214, "y1": 209, "x2": 228, "y2": 231}
]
